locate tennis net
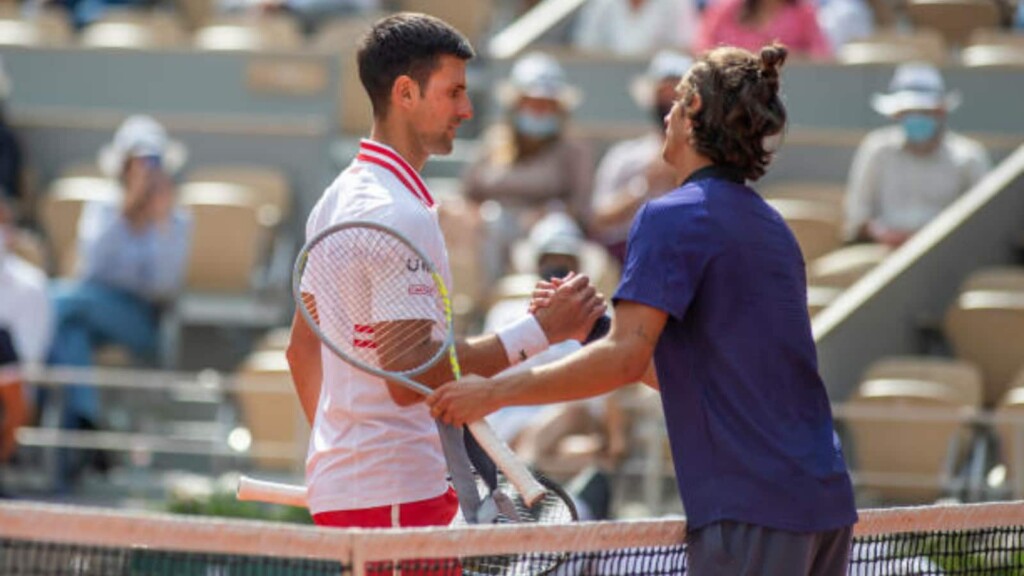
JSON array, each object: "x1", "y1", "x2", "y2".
[{"x1": 1, "y1": 499, "x2": 1023, "y2": 575}]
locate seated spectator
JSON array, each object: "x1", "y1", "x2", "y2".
[
  {"x1": 462, "y1": 52, "x2": 594, "y2": 285},
  {"x1": 45, "y1": 0, "x2": 150, "y2": 29},
  {"x1": 47, "y1": 116, "x2": 192, "y2": 484},
  {"x1": 0, "y1": 58, "x2": 22, "y2": 211},
  {"x1": 694, "y1": 0, "x2": 832, "y2": 58},
  {"x1": 0, "y1": 196, "x2": 52, "y2": 483},
  {"x1": 816, "y1": 0, "x2": 874, "y2": 51},
  {"x1": 573, "y1": 0, "x2": 698, "y2": 56},
  {"x1": 219, "y1": 0, "x2": 378, "y2": 34},
  {"x1": 590, "y1": 50, "x2": 690, "y2": 264},
  {"x1": 844, "y1": 64, "x2": 991, "y2": 247}
]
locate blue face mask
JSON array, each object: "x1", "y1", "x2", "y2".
[
  {"x1": 901, "y1": 113, "x2": 940, "y2": 144},
  {"x1": 514, "y1": 111, "x2": 561, "y2": 139}
]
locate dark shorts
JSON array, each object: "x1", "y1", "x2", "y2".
[{"x1": 688, "y1": 520, "x2": 853, "y2": 576}]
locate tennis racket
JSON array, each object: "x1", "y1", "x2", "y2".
[{"x1": 294, "y1": 220, "x2": 545, "y2": 506}]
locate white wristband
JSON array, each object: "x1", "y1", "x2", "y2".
[{"x1": 496, "y1": 314, "x2": 550, "y2": 366}]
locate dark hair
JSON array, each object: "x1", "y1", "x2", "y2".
[
  {"x1": 357, "y1": 13, "x2": 475, "y2": 119},
  {"x1": 680, "y1": 43, "x2": 788, "y2": 181}
]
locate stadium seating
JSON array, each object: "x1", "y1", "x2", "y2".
[
  {"x1": 194, "y1": 15, "x2": 303, "y2": 51},
  {"x1": 185, "y1": 164, "x2": 292, "y2": 222},
  {"x1": 995, "y1": 380, "x2": 1024, "y2": 498},
  {"x1": 906, "y1": 0, "x2": 1001, "y2": 47},
  {"x1": 80, "y1": 11, "x2": 187, "y2": 49},
  {"x1": 766, "y1": 198, "x2": 844, "y2": 262},
  {"x1": 808, "y1": 244, "x2": 892, "y2": 288},
  {"x1": 945, "y1": 285, "x2": 1024, "y2": 408},
  {"x1": 0, "y1": 6, "x2": 72, "y2": 46},
  {"x1": 837, "y1": 29, "x2": 948, "y2": 65},
  {"x1": 962, "y1": 29, "x2": 1024, "y2": 68},
  {"x1": 179, "y1": 185, "x2": 266, "y2": 292},
  {"x1": 841, "y1": 356, "x2": 982, "y2": 504},
  {"x1": 233, "y1": 349, "x2": 307, "y2": 471},
  {"x1": 39, "y1": 176, "x2": 122, "y2": 277}
]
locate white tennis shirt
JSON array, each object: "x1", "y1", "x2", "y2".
[{"x1": 303, "y1": 139, "x2": 452, "y2": 514}]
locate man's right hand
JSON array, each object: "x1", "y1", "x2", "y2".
[{"x1": 532, "y1": 273, "x2": 606, "y2": 344}]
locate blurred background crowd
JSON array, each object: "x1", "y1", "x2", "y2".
[{"x1": 0, "y1": 0, "x2": 1023, "y2": 522}]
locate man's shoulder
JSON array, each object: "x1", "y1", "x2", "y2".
[
  {"x1": 943, "y1": 131, "x2": 990, "y2": 160},
  {"x1": 860, "y1": 125, "x2": 904, "y2": 151}
]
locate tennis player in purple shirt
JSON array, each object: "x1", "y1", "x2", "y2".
[{"x1": 429, "y1": 43, "x2": 857, "y2": 575}]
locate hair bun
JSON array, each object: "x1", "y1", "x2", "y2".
[{"x1": 759, "y1": 43, "x2": 788, "y2": 89}]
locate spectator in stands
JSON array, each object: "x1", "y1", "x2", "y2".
[
  {"x1": 220, "y1": 0, "x2": 378, "y2": 34},
  {"x1": 844, "y1": 64, "x2": 991, "y2": 247},
  {"x1": 0, "y1": 196, "x2": 51, "y2": 475},
  {"x1": 0, "y1": 58, "x2": 23, "y2": 210},
  {"x1": 573, "y1": 0, "x2": 698, "y2": 56},
  {"x1": 46, "y1": 0, "x2": 150, "y2": 29},
  {"x1": 590, "y1": 50, "x2": 690, "y2": 264},
  {"x1": 694, "y1": 0, "x2": 832, "y2": 58},
  {"x1": 462, "y1": 52, "x2": 594, "y2": 285},
  {"x1": 816, "y1": 0, "x2": 874, "y2": 51},
  {"x1": 47, "y1": 116, "x2": 192, "y2": 482}
]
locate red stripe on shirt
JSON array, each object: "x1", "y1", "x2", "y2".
[{"x1": 358, "y1": 140, "x2": 435, "y2": 207}]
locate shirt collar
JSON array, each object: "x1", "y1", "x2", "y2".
[
  {"x1": 682, "y1": 164, "x2": 745, "y2": 186},
  {"x1": 355, "y1": 139, "x2": 435, "y2": 208}
]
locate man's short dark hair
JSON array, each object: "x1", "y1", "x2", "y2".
[{"x1": 357, "y1": 13, "x2": 475, "y2": 119}]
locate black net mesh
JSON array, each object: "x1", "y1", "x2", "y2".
[{"x1": 0, "y1": 539, "x2": 345, "y2": 576}]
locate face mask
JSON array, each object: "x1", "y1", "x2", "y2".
[
  {"x1": 514, "y1": 111, "x2": 561, "y2": 139},
  {"x1": 0, "y1": 227, "x2": 8, "y2": 260},
  {"x1": 653, "y1": 101, "x2": 674, "y2": 128},
  {"x1": 902, "y1": 113, "x2": 940, "y2": 144},
  {"x1": 539, "y1": 264, "x2": 573, "y2": 282}
]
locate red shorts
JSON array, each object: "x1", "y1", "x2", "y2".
[{"x1": 313, "y1": 487, "x2": 461, "y2": 575}]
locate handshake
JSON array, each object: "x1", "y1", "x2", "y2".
[{"x1": 528, "y1": 272, "x2": 609, "y2": 347}]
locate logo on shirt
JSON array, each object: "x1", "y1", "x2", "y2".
[
  {"x1": 408, "y1": 284, "x2": 434, "y2": 296},
  {"x1": 406, "y1": 258, "x2": 424, "y2": 272}
]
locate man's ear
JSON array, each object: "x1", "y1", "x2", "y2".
[
  {"x1": 391, "y1": 75, "x2": 420, "y2": 112},
  {"x1": 686, "y1": 90, "x2": 702, "y2": 116}
]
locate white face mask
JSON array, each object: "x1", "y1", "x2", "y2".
[{"x1": 0, "y1": 227, "x2": 8, "y2": 260}]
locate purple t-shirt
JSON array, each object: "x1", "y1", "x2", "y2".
[{"x1": 614, "y1": 166, "x2": 857, "y2": 532}]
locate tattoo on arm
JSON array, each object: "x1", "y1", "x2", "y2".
[{"x1": 632, "y1": 321, "x2": 660, "y2": 347}]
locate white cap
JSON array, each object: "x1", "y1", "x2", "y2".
[
  {"x1": 98, "y1": 115, "x2": 188, "y2": 177},
  {"x1": 630, "y1": 50, "x2": 693, "y2": 109},
  {"x1": 871, "y1": 63, "x2": 961, "y2": 116},
  {"x1": 496, "y1": 52, "x2": 582, "y2": 110}
]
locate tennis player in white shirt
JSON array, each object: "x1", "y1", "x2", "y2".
[{"x1": 287, "y1": 12, "x2": 605, "y2": 530}]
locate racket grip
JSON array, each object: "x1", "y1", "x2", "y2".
[
  {"x1": 467, "y1": 420, "x2": 546, "y2": 506},
  {"x1": 237, "y1": 475, "x2": 308, "y2": 508}
]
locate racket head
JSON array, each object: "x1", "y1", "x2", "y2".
[
  {"x1": 460, "y1": 473, "x2": 578, "y2": 576},
  {"x1": 293, "y1": 220, "x2": 455, "y2": 382}
]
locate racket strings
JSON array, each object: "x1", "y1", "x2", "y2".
[{"x1": 300, "y1": 226, "x2": 449, "y2": 375}]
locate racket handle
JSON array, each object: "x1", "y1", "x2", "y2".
[
  {"x1": 237, "y1": 475, "x2": 308, "y2": 508},
  {"x1": 467, "y1": 420, "x2": 546, "y2": 506}
]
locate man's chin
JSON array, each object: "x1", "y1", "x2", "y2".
[{"x1": 428, "y1": 138, "x2": 455, "y2": 157}]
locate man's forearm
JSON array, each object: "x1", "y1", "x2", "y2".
[{"x1": 495, "y1": 337, "x2": 643, "y2": 408}]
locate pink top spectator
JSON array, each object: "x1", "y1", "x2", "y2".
[{"x1": 694, "y1": 0, "x2": 833, "y2": 58}]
